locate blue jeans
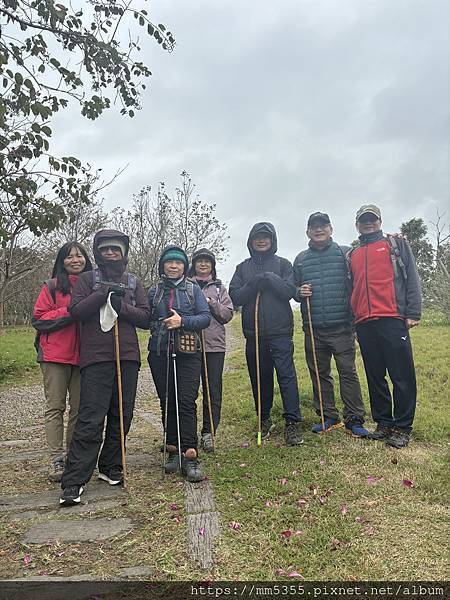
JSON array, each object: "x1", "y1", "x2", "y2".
[{"x1": 245, "y1": 335, "x2": 301, "y2": 423}]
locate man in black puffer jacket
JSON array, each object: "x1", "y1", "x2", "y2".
[
  {"x1": 229, "y1": 222, "x2": 302, "y2": 445},
  {"x1": 293, "y1": 213, "x2": 367, "y2": 438}
]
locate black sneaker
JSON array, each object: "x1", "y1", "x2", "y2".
[
  {"x1": 284, "y1": 421, "x2": 303, "y2": 446},
  {"x1": 261, "y1": 418, "x2": 275, "y2": 440},
  {"x1": 98, "y1": 468, "x2": 123, "y2": 486},
  {"x1": 182, "y1": 455, "x2": 204, "y2": 483},
  {"x1": 60, "y1": 485, "x2": 84, "y2": 506},
  {"x1": 201, "y1": 433, "x2": 214, "y2": 453},
  {"x1": 48, "y1": 456, "x2": 65, "y2": 482},
  {"x1": 165, "y1": 452, "x2": 181, "y2": 474},
  {"x1": 368, "y1": 424, "x2": 392, "y2": 441},
  {"x1": 386, "y1": 427, "x2": 410, "y2": 448}
]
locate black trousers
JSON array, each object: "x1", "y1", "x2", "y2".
[
  {"x1": 356, "y1": 318, "x2": 417, "y2": 432},
  {"x1": 61, "y1": 361, "x2": 139, "y2": 487},
  {"x1": 304, "y1": 325, "x2": 365, "y2": 425},
  {"x1": 148, "y1": 351, "x2": 201, "y2": 452},
  {"x1": 245, "y1": 335, "x2": 301, "y2": 423},
  {"x1": 201, "y1": 352, "x2": 225, "y2": 435}
]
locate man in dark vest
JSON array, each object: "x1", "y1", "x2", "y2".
[
  {"x1": 293, "y1": 212, "x2": 368, "y2": 437},
  {"x1": 229, "y1": 222, "x2": 302, "y2": 445}
]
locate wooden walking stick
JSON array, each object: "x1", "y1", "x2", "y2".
[
  {"x1": 114, "y1": 319, "x2": 128, "y2": 489},
  {"x1": 255, "y1": 291, "x2": 262, "y2": 446},
  {"x1": 305, "y1": 296, "x2": 325, "y2": 432},
  {"x1": 201, "y1": 330, "x2": 215, "y2": 450}
]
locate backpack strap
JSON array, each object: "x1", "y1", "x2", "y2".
[
  {"x1": 92, "y1": 268, "x2": 102, "y2": 291},
  {"x1": 152, "y1": 281, "x2": 165, "y2": 308},
  {"x1": 127, "y1": 273, "x2": 137, "y2": 306},
  {"x1": 387, "y1": 235, "x2": 407, "y2": 280},
  {"x1": 184, "y1": 278, "x2": 195, "y2": 308}
]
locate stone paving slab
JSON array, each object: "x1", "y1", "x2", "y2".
[
  {"x1": 22, "y1": 517, "x2": 133, "y2": 544},
  {"x1": 0, "y1": 480, "x2": 125, "y2": 513},
  {"x1": 185, "y1": 480, "x2": 216, "y2": 513},
  {"x1": 7, "y1": 498, "x2": 123, "y2": 522},
  {"x1": 0, "y1": 450, "x2": 46, "y2": 464}
]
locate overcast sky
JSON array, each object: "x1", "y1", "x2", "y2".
[{"x1": 52, "y1": 0, "x2": 449, "y2": 283}]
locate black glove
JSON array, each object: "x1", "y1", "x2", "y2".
[
  {"x1": 249, "y1": 273, "x2": 266, "y2": 290},
  {"x1": 107, "y1": 284, "x2": 126, "y2": 297},
  {"x1": 110, "y1": 293, "x2": 122, "y2": 315}
]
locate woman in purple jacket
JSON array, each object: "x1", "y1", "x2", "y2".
[{"x1": 189, "y1": 249, "x2": 233, "y2": 452}]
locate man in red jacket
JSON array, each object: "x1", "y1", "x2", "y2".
[{"x1": 349, "y1": 205, "x2": 421, "y2": 448}]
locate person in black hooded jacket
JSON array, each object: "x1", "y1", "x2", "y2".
[
  {"x1": 59, "y1": 229, "x2": 150, "y2": 506},
  {"x1": 229, "y1": 222, "x2": 302, "y2": 445}
]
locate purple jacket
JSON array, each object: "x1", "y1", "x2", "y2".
[{"x1": 195, "y1": 278, "x2": 233, "y2": 352}]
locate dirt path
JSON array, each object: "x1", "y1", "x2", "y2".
[{"x1": 0, "y1": 323, "x2": 240, "y2": 582}]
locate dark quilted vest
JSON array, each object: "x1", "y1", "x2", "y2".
[{"x1": 299, "y1": 242, "x2": 351, "y2": 328}]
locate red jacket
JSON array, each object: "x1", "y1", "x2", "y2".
[
  {"x1": 32, "y1": 275, "x2": 80, "y2": 365},
  {"x1": 350, "y1": 234, "x2": 422, "y2": 324}
]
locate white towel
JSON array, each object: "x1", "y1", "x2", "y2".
[{"x1": 100, "y1": 292, "x2": 118, "y2": 332}]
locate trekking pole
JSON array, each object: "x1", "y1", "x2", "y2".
[
  {"x1": 255, "y1": 291, "x2": 262, "y2": 446},
  {"x1": 171, "y1": 332, "x2": 183, "y2": 471},
  {"x1": 113, "y1": 319, "x2": 128, "y2": 489},
  {"x1": 201, "y1": 330, "x2": 215, "y2": 450},
  {"x1": 305, "y1": 296, "x2": 325, "y2": 431},
  {"x1": 162, "y1": 332, "x2": 171, "y2": 477}
]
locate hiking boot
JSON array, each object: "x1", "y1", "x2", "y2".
[
  {"x1": 201, "y1": 433, "x2": 214, "y2": 453},
  {"x1": 261, "y1": 418, "x2": 275, "y2": 440},
  {"x1": 48, "y1": 456, "x2": 65, "y2": 482},
  {"x1": 385, "y1": 427, "x2": 410, "y2": 448},
  {"x1": 182, "y1": 455, "x2": 204, "y2": 483},
  {"x1": 164, "y1": 452, "x2": 181, "y2": 474},
  {"x1": 59, "y1": 485, "x2": 84, "y2": 507},
  {"x1": 311, "y1": 418, "x2": 343, "y2": 434},
  {"x1": 368, "y1": 424, "x2": 392, "y2": 441},
  {"x1": 98, "y1": 468, "x2": 123, "y2": 486},
  {"x1": 284, "y1": 421, "x2": 303, "y2": 446},
  {"x1": 345, "y1": 422, "x2": 369, "y2": 438}
]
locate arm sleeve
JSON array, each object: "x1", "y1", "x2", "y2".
[
  {"x1": 119, "y1": 280, "x2": 151, "y2": 329},
  {"x1": 181, "y1": 286, "x2": 211, "y2": 331},
  {"x1": 401, "y1": 240, "x2": 422, "y2": 320},
  {"x1": 69, "y1": 273, "x2": 107, "y2": 321},
  {"x1": 229, "y1": 264, "x2": 256, "y2": 307},
  {"x1": 32, "y1": 285, "x2": 73, "y2": 332},
  {"x1": 264, "y1": 259, "x2": 296, "y2": 300},
  {"x1": 208, "y1": 285, "x2": 234, "y2": 325}
]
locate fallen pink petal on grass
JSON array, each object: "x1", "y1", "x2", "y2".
[
  {"x1": 279, "y1": 478, "x2": 288, "y2": 485},
  {"x1": 274, "y1": 568, "x2": 285, "y2": 576},
  {"x1": 366, "y1": 475, "x2": 380, "y2": 484},
  {"x1": 169, "y1": 503, "x2": 179, "y2": 511},
  {"x1": 198, "y1": 527, "x2": 205, "y2": 536},
  {"x1": 23, "y1": 554, "x2": 31, "y2": 566},
  {"x1": 340, "y1": 504, "x2": 348, "y2": 516},
  {"x1": 297, "y1": 498, "x2": 308, "y2": 508},
  {"x1": 355, "y1": 516, "x2": 364, "y2": 523},
  {"x1": 240, "y1": 442, "x2": 250, "y2": 448},
  {"x1": 229, "y1": 521, "x2": 242, "y2": 530},
  {"x1": 265, "y1": 500, "x2": 273, "y2": 507},
  {"x1": 365, "y1": 526, "x2": 376, "y2": 535},
  {"x1": 292, "y1": 469, "x2": 299, "y2": 476},
  {"x1": 295, "y1": 530, "x2": 303, "y2": 536},
  {"x1": 288, "y1": 571, "x2": 305, "y2": 579},
  {"x1": 172, "y1": 515, "x2": 181, "y2": 523},
  {"x1": 319, "y1": 460, "x2": 326, "y2": 465},
  {"x1": 402, "y1": 479, "x2": 414, "y2": 488},
  {"x1": 281, "y1": 529, "x2": 293, "y2": 538},
  {"x1": 239, "y1": 463, "x2": 247, "y2": 468}
]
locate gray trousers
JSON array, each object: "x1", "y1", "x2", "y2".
[
  {"x1": 304, "y1": 324, "x2": 365, "y2": 424},
  {"x1": 40, "y1": 362, "x2": 80, "y2": 459}
]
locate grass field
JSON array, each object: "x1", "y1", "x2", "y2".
[{"x1": 0, "y1": 315, "x2": 448, "y2": 580}]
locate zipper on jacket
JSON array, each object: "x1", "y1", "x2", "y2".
[{"x1": 365, "y1": 245, "x2": 371, "y2": 317}]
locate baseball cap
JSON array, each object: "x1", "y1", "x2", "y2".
[
  {"x1": 307, "y1": 212, "x2": 331, "y2": 227},
  {"x1": 356, "y1": 204, "x2": 382, "y2": 221}
]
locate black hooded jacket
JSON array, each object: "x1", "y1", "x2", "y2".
[
  {"x1": 229, "y1": 222, "x2": 296, "y2": 338},
  {"x1": 69, "y1": 229, "x2": 150, "y2": 368}
]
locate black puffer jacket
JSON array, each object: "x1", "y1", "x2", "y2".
[{"x1": 229, "y1": 222, "x2": 296, "y2": 338}]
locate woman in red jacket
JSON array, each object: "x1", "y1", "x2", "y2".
[{"x1": 33, "y1": 242, "x2": 92, "y2": 482}]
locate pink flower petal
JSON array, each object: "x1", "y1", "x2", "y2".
[
  {"x1": 198, "y1": 527, "x2": 205, "y2": 536},
  {"x1": 292, "y1": 470, "x2": 299, "y2": 476},
  {"x1": 366, "y1": 475, "x2": 379, "y2": 484},
  {"x1": 173, "y1": 515, "x2": 181, "y2": 523},
  {"x1": 365, "y1": 526, "x2": 376, "y2": 535},
  {"x1": 319, "y1": 460, "x2": 326, "y2": 465},
  {"x1": 23, "y1": 554, "x2": 31, "y2": 566},
  {"x1": 169, "y1": 503, "x2": 179, "y2": 511},
  {"x1": 355, "y1": 515, "x2": 364, "y2": 523},
  {"x1": 239, "y1": 463, "x2": 247, "y2": 467},
  {"x1": 402, "y1": 479, "x2": 414, "y2": 488},
  {"x1": 240, "y1": 442, "x2": 250, "y2": 448},
  {"x1": 229, "y1": 521, "x2": 242, "y2": 530},
  {"x1": 288, "y1": 571, "x2": 304, "y2": 579},
  {"x1": 265, "y1": 500, "x2": 273, "y2": 507},
  {"x1": 340, "y1": 504, "x2": 348, "y2": 516},
  {"x1": 297, "y1": 498, "x2": 308, "y2": 508},
  {"x1": 56, "y1": 551, "x2": 65, "y2": 557},
  {"x1": 274, "y1": 568, "x2": 285, "y2": 576},
  {"x1": 295, "y1": 530, "x2": 303, "y2": 536},
  {"x1": 279, "y1": 478, "x2": 288, "y2": 485},
  {"x1": 281, "y1": 529, "x2": 292, "y2": 538}
]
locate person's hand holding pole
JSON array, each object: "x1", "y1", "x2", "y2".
[{"x1": 164, "y1": 309, "x2": 182, "y2": 330}]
